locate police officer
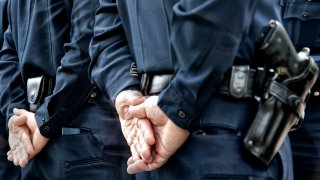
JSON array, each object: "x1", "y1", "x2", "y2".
[
  {"x1": 281, "y1": 0, "x2": 320, "y2": 179},
  {"x1": 90, "y1": 0, "x2": 293, "y2": 179},
  {"x1": 0, "y1": 0, "x2": 134, "y2": 179},
  {"x1": 0, "y1": 0, "x2": 21, "y2": 179}
]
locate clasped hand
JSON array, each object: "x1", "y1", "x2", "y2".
[
  {"x1": 7, "y1": 108, "x2": 48, "y2": 167},
  {"x1": 115, "y1": 90, "x2": 190, "y2": 174}
]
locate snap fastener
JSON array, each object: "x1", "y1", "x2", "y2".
[
  {"x1": 90, "y1": 91, "x2": 97, "y2": 98},
  {"x1": 61, "y1": 107, "x2": 67, "y2": 112},
  {"x1": 177, "y1": 110, "x2": 186, "y2": 118},
  {"x1": 247, "y1": 140, "x2": 254, "y2": 147},
  {"x1": 65, "y1": 162, "x2": 70, "y2": 168},
  {"x1": 44, "y1": 126, "x2": 50, "y2": 131},
  {"x1": 30, "y1": 92, "x2": 35, "y2": 100},
  {"x1": 303, "y1": 11, "x2": 309, "y2": 18},
  {"x1": 288, "y1": 95, "x2": 300, "y2": 109}
]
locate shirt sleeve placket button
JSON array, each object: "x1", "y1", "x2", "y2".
[{"x1": 177, "y1": 110, "x2": 186, "y2": 118}]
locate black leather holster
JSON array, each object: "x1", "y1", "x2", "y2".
[{"x1": 243, "y1": 58, "x2": 318, "y2": 166}]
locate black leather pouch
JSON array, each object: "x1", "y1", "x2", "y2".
[{"x1": 27, "y1": 76, "x2": 53, "y2": 112}]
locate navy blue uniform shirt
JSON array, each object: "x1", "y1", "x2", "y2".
[
  {"x1": 0, "y1": 0, "x2": 97, "y2": 138},
  {"x1": 90, "y1": 0, "x2": 282, "y2": 130}
]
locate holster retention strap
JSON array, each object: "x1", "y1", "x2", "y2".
[{"x1": 267, "y1": 80, "x2": 305, "y2": 119}]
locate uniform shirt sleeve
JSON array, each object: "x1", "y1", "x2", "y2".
[
  {"x1": 158, "y1": 0, "x2": 258, "y2": 129},
  {"x1": 0, "y1": 24, "x2": 29, "y2": 129},
  {"x1": 34, "y1": 0, "x2": 99, "y2": 138},
  {"x1": 89, "y1": 0, "x2": 140, "y2": 102}
]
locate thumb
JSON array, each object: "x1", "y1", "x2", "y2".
[
  {"x1": 13, "y1": 108, "x2": 28, "y2": 116},
  {"x1": 11, "y1": 115, "x2": 28, "y2": 127},
  {"x1": 127, "y1": 103, "x2": 147, "y2": 119}
]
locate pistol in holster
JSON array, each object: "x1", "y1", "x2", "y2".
[{"x1": 243, "y1": 20, "x2": 319, "y2": 166}]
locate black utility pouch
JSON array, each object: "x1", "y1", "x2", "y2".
[{"x1": 27, "y1": 76, "x2": 53, "y2": 112}]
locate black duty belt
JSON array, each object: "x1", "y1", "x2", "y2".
[
  {"x1": 139, "y1": 65, "x2": 319, "y2": 99},
  {"x1": 139, "y1": 66, "x2": 259, "y2": 98},
  {"x1": 220, "y1": 65, "x2": 320, "y2": 102}
]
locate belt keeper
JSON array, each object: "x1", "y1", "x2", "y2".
[{"x1": 229, "y1": 65, "x2": 250, "y2": 98}]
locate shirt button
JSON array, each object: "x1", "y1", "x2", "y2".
[
  {"x1": 314, "y1": 91, "x2": 320, "y2": 96},
  {"x1": 177, "y1": 110, "x2": 186, "y2": 118},
  {"x1": 44, "y1": 126, "x2": 50, "y2": 131},
  {"x1": 303, "y1": 11, "x2": 309, "y2": 18}
]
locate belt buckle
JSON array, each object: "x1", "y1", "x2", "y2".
[
  {"x1": 141, "y1": 73, "x2": 151, "y2": 95},
  {"x1": 140, "y1": 74, "x2": 172, "y2": 95}
]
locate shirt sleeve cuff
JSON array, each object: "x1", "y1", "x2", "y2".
[
  {"x1": 108, "y1": 76, "x2": 140, "y2": 103},
  {"x1": 157, "y1": 83, "x2": 198, "y2": 130}
]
